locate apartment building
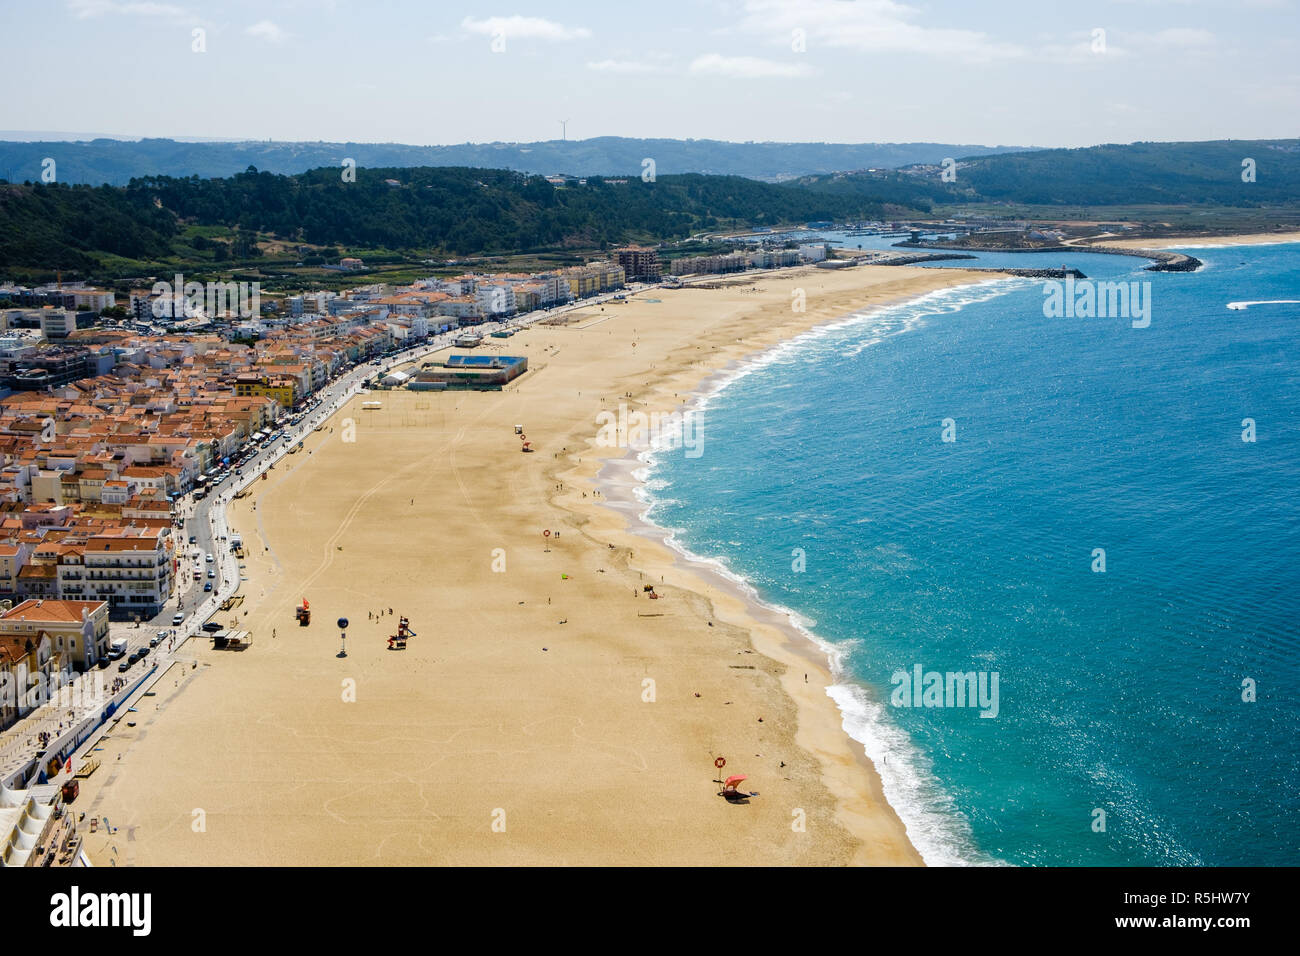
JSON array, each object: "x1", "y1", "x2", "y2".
[
  {"x1": 76, "y1": 530, "x2": 174, "y2": 620},
  {"x1": 614, "y1": 246, "x2": 661, "y2": 282}
]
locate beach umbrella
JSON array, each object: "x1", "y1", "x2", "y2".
[{"x1": 724, "y1": 774, "x2": 747, "y2": 788}]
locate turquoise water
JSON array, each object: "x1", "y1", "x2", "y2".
[{"x1": 644, "y1": 243, "x2": 1300, "y2": 866}]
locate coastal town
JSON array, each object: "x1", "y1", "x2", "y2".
[{"x1": 0, "y1": 234, "x2": 864, "y2": 865}]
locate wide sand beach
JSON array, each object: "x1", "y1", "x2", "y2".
[{"x1": 78, "y1": 263, "x2": 992, "y2": 866}]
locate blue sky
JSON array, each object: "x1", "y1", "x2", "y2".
[{"x1": 2, "y1": 0, "x2": 1297, "y2": 146}]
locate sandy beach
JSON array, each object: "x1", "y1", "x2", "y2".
[
  {"x1": 1104, "y1": 231, "x2": 1300, "y2": 249},
  {"x1": 75, "y1": 263, "x2": 995, "y2": 866}
]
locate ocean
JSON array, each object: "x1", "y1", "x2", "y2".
[{"x1": 642, "y1": 242, "x2": 1300, "y2": 866}]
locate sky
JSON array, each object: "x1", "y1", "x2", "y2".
[{"x1": 2, "y1": 0, "x2": 1297, "y2": 148}]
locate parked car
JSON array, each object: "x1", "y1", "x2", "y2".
[
  {"x1": 189, "y1": 535, "x2": 197, "y2": 544},
  {"x1": 139, "y1": 647, "x2": 149, "y2": 660},
  {"x1": 204, "y1": 582, "x2": 213, "y2": 592},
  {"x1": 118, "y1": 660, "x2": 130, "y2": 672}
]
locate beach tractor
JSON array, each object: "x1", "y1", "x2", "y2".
[
  {"x1": 387, "y1": 616, "x2": 416, "y2": 650},
  {"x1": 296, "y1": 599, "x2": 311, "y2": 626}
]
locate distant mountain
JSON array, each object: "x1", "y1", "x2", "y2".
[
  {"x1": 0, "y1": 136, "x2": 1036, "y2": 186},
  {"x1": 797, "y1": 139, "x2": 1300, "y2": 207}
]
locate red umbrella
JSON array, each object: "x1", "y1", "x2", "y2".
[{"x1": 723, "y1": 774, "x2": 747, "y2": 789}]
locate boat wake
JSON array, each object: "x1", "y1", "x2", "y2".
[{"x1": 1226, "y1": 299, "x2": 1300, "y2": 310}]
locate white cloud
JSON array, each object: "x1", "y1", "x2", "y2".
[
  {"x1": 1039, "y1": 32, "x2": 1128, "y2": 63},
  {"x1": 246, "y1": 20, "x2": 288, "y2": 43},
  {"x1": 735, "y1": 0, "x2": 1027, "y2": 63},
  {"x1": 1038, "y1": 26, "x2": 1217, "y2": 63},
  {"x1": 68, "y1": 0, "x2": 188, "y2": 19},
  {"x1": 587, "y1": 59, "x2": 665, "y2": 74},
  {"x1": 689, "y1": 54, "x2": 814, "y2": 79},
  {"x1": 1147, "y1": 28, "x2": 1216, "y2": 48},
  {"x1": 461, "y1": 15, "x2": 591, "y2": 42}
]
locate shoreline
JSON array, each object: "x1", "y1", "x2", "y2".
[
  {"x1": 573, "y1": 279, "x2": 1015, "y2": 866},
  {"x1": 1095, "y1": 231, "x2": 1300, "y2": 250},
  {"x1": 556, "y1": 277, "x2": 1017, "y2": 866}
]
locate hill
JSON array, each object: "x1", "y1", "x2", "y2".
[
  {"x1": 0, "y1": 136, "x2": 1035, "y2": 187},
  {"x1": 797, "y1": 139, "x2": 1300, "y2": 207},
  {"x1": 0, "y1": 165, "x2": 912, "y2": 277}
]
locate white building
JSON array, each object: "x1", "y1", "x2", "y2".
[
  {"x1": 39, "y1": 311, "x2": 76, "y2": 339},
  {"x1": 476, "y1": 283, "x2": 516, "y2": 316},
  {"x1": 71, "y1": 289, "x2": 114, "y2": 312},
  {"x1": 72, "y1": 532, "x2": 174, "y2": 621}
]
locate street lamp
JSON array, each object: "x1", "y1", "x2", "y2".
[{"x1": 337, "y1": 617, "x2": 349, "y2": 658}]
